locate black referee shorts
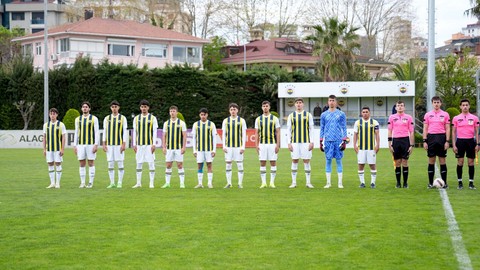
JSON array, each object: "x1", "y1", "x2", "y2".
[
  {"x1": 392, "y1": 137, "x2": 410, "y2": 160},
  {"x1": 455, "y1": 138, "x2": 476, "y2": 159},
  {"x1": 426, "y1": 134, "x2": 447, "y2": 158}
]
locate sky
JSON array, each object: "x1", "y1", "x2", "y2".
[{"x1": 413, "y1": 0, "x2": 476, "y2": 46}]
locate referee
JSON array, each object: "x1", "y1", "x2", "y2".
[{"x1": 423, "y1": 96, "x2": 450, "y2": 189}]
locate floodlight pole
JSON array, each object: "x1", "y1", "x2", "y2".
[
  {"x1": 476, "y1": 69, "x2": 480, "y2": 112},
  {"x1": 43, "y1": 0, "x2": 49, "y2": 123},
  {"x1": 426, "y1": 0, "x2": 435, "y2": 112}
]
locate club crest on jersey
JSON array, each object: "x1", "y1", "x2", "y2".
[
  {"x1": 468, "y1": 119, "x2": 474, "y2": 125},
  {"x1": 402, "y1": 118, "x2": 407, "y2": 123}
]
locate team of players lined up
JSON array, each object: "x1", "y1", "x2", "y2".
[{"x1": 42, "y1": 95, "x2": 478, "y2": 190}]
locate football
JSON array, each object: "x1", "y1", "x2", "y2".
[{"x1": 433, "y1": 178, "x2": 445, "y2": 189}]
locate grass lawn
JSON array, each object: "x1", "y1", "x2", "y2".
[{"x1": 0, "y1": 148, "x2": 478, "y2": 269}]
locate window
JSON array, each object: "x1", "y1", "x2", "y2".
[
  {"x1": 173, "y1": 46, "x2": 201, "y2": 63},
  {"x1": 12, "y1": 12, "x2": 25, "y2": 21},
  {"x1": 31, "y1": 12, "x2": 45, "y2": 24},
  {"x1": 32, "y1": 28, "x2": 44, "y2": 34},
  {"x1": 35, "y1": 42, "x2": 42, "y2": 55},
  {"x1": 142, "y1": 43, "x2": 167, "y2": 58},
  {"x1": 56, "y1": 38, "x2": 70, "y2": 54},
  {"x1": 22, "y1": 44, "x2": 32, "y2": 56},
  {"x1": 108, "y1": 44, "x2": 135, "y2": 56}
]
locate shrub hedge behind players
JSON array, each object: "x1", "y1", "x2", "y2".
[
  {"x1": 320, "y1": 95, "x2": 347, "y2": 189},
  {"x1": 74, "y1": 101, "x2": 99, "y2": 188},
  {"x1": 423, "y1": 96, "x2": 450, "y2": 189},
  {"x1": 222, "y1": 103, "x2": 247, "y2": 188},
  {"x1": 388, "y1": 100, "x2": 414, "y2": 188},
  {"x1": 161, "y1": 106, "x2": 187, "y2": 188},
  {"x1": 102, "y1": 101, "x2": 128, "y2": 188},
  {"x1": 191, "y1": 108, "x2": 217, "y2": 188},
  {"x1": 353, "y1": 106, "x2": 380, "y2": 188},
  {"x1": 132, "y1": 99, "x2": 158, "y2": 188},
  {"x1": 452, "y1": 99, "x2": 479, "y2": 190},
  {"x1": 255, "y1": 101, "x2": 280, "y2": 188},
  {"x1": 43, "y1": 108, "x2": 66, "y2": 189},
  {"x1": 286, "y1": 98, "x2": 314, "y2": 188}
]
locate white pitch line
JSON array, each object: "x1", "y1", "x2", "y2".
[{"x1": 435, "y1": 165, "x2": 472, "y2": 270}]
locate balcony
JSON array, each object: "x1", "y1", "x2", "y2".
[{"x1": 31, "y1": 19, "x2": 44, "y2": 25}]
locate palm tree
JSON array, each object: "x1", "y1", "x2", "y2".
[
  {"x1": 392, "y1": 58, "x2": 427, "y2": 125},
  {"x1": 465, "y1": 0, "x2": 480, "y2": 20},
  {"x1": 306, "y1": 17, "x2": 360, "y2": 82}
]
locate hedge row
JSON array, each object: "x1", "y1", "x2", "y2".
[{"x1": 0, "y1": 57, "x2": 320, "y2": 129}]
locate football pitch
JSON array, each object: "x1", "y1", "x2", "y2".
[{"x1": 0, "y1": 148, "x2": 479, "y2": 269}]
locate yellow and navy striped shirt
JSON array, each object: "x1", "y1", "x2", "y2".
[
  {"x1": 193, "y1": 120, "x2": 216, "y2": 152},
  {"x1": 255, "y1": 114, "x2": 280, "y2": 144},
  {"x1": 75, "y1": 115, "x2": 98, "y2": 145},
  {"x1": 134, "y1": 114, "x2": 158, "y2": 146},
  {"x1": 354, "y1": 118, "x2": 379, "y2": 150},
  {"x1": 288, "y1": 111, "x2": 311, "y2": 143},
  {"x1": 223, "y1": 116, "x2": 245, "y2": 148},
  {"x1": 43, "y1": 121, "x2": 66, "y2": 151},
  {"x1": 103, "y1": 114, "x2": 127, "y2": 146},
  {"x1": 163, "y1": 118, "x2": 186, "y2": 150}
]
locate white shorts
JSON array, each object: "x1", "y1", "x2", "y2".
[
  {"x1": 106, "y1": 145, "x2": 125, "y2": 162},
  {"x1": 196, "y1": 151, "x2": 214, "y2": 163},
  {"x1": 46, "y1": 151, "x2": 62, "y2": 163},
  {"x1": 258, "y1": 144, "x2": 278, "y2": 161},
  {"x1": 166, "y1": 149, "x2": 184, "y2": 162},
  {"x1": 290, "y1": 143, "x2": 312, "y2": 160},
  {"x1": 357, "y1": 150, "x2": 376, "y2": 164},
  {"x1": 136, "y1": 145, "x2": 155, "y2": 163},
  {"x1": 76, "y1": 145, "x2": 97, "y2": 160},
  {"x1": 224, "y1": 147, "x2": 244, "y2": 162}
]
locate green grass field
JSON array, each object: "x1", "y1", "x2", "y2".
[{"x1": 0, "y1": 148, "x2": 479, "y2": 269}]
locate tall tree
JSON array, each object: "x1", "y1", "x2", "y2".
[
  {"x1": 0, "y1": 27, "x2": 23, "y2": 65},
  {"x1": 202, "y1": 36, "x2": 227, "y2": 71},
  {"x1": 465, "y1": 0, "x2": 480, "y2": 19},
  {"x1": 306, "y1": 17, "x2": 360, "y2": 82},
  {"x1": 392, "y1": 58, "x2": 427, "y2": 119},
  {"x1": 435, "y1": 53, "x2": 479, "y2": 111}
]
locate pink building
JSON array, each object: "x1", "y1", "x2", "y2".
[{"x1": 13, "y1": 17, "x2": 209, "y2": 69}]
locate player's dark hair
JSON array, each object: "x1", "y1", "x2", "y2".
[
  {"x1": 328, "y1": 95, "x2": 337, "y2": 100},
  {"x1": 396, "y1": 100, "x2": 405, "y2": 105},
  {"x1": 139, "y1": 99, "x2": 150, "y2": 106},
  {"x1": 262, "y1": 101, "x2": 271, "y2": 105},
  {"x1": 460, "y1": 99, "x2": 470, "y2": 105},
  {"x1": 431, "y1": 96, "x2": 442, "y2": 102},
  {"x1": 49, "y1": 108, "x2": 59, "y2": 114},
  {"x1": 81, "y1": 101, "x2": 91, "y2": 108},
  {"x1": 294, "y1": 98, "x2": 303, "y2": 103},
  {"x1": 361, "y1": 106, "x2": 370, "y2": 112},
  {"x1": 110, "y1": 100, "x2": 120, "y2": 106},
  {"x1": 229, "y1": 103, "x2": 239, "y2": 109},
  {"x1": 169, "y1": 105, "x2": 178, "y2": 111},
  {"x1": 199, "y1": 108, "x2": 208, "y2": 114}
]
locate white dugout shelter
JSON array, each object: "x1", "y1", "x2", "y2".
[{"x1": 277, "y1": 81, "x2": 416, "y2": 148}]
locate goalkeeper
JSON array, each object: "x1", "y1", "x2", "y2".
[{"x1": 320, "y1": 95, "x2": 348, "y2": 189}]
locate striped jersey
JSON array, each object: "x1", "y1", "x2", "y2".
[
  {"x1": 74, "y1": 114, "x2": 100, "y2": 145},
  {"x1": 192, "y1": 120, "x2": 217, "y2": 152},
  {"x1": 255, "y1": 114, "x2": 280, "y2": 144},
  {"x1": 162, "y1": 118, "x2": 187, "y2": 150},
  {"x1": 353, "y1": 118, "x2": 379, "y2": 150},
  {"x1": 222, "y1": 116, "x2": 247, "y2": 148},
  {"x1": 287, "y1": 111, "x2": 314, "y2": 143},
  {"x1": 103, "y1": 114, "x2": 128, "y2": 146},
  {"x1": 43, "y1": 121, "x2": 66, "y2": 151},
  {"x1": 320, "y1": 109, "x2": 347, "y2": 141},
  {"x1": 133, "y1": 113, "x2": 158, "y2": 146}
]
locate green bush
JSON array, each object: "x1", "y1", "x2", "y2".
[
  {"x1": 177, "y1": 112, "x2": 186, "y2": 125},
  {"x1": 271, "y1": 111, "x2": 280, "y2": 118},
  {"x1": 414, "y1": 133, "x2": 423, "y2": 144},
  {"x1": 63, "y1": 108, "x2": 80, "y2": 129},
  {"x1": 445, "y1": 107, "x2": 460, "y2": 122}
]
